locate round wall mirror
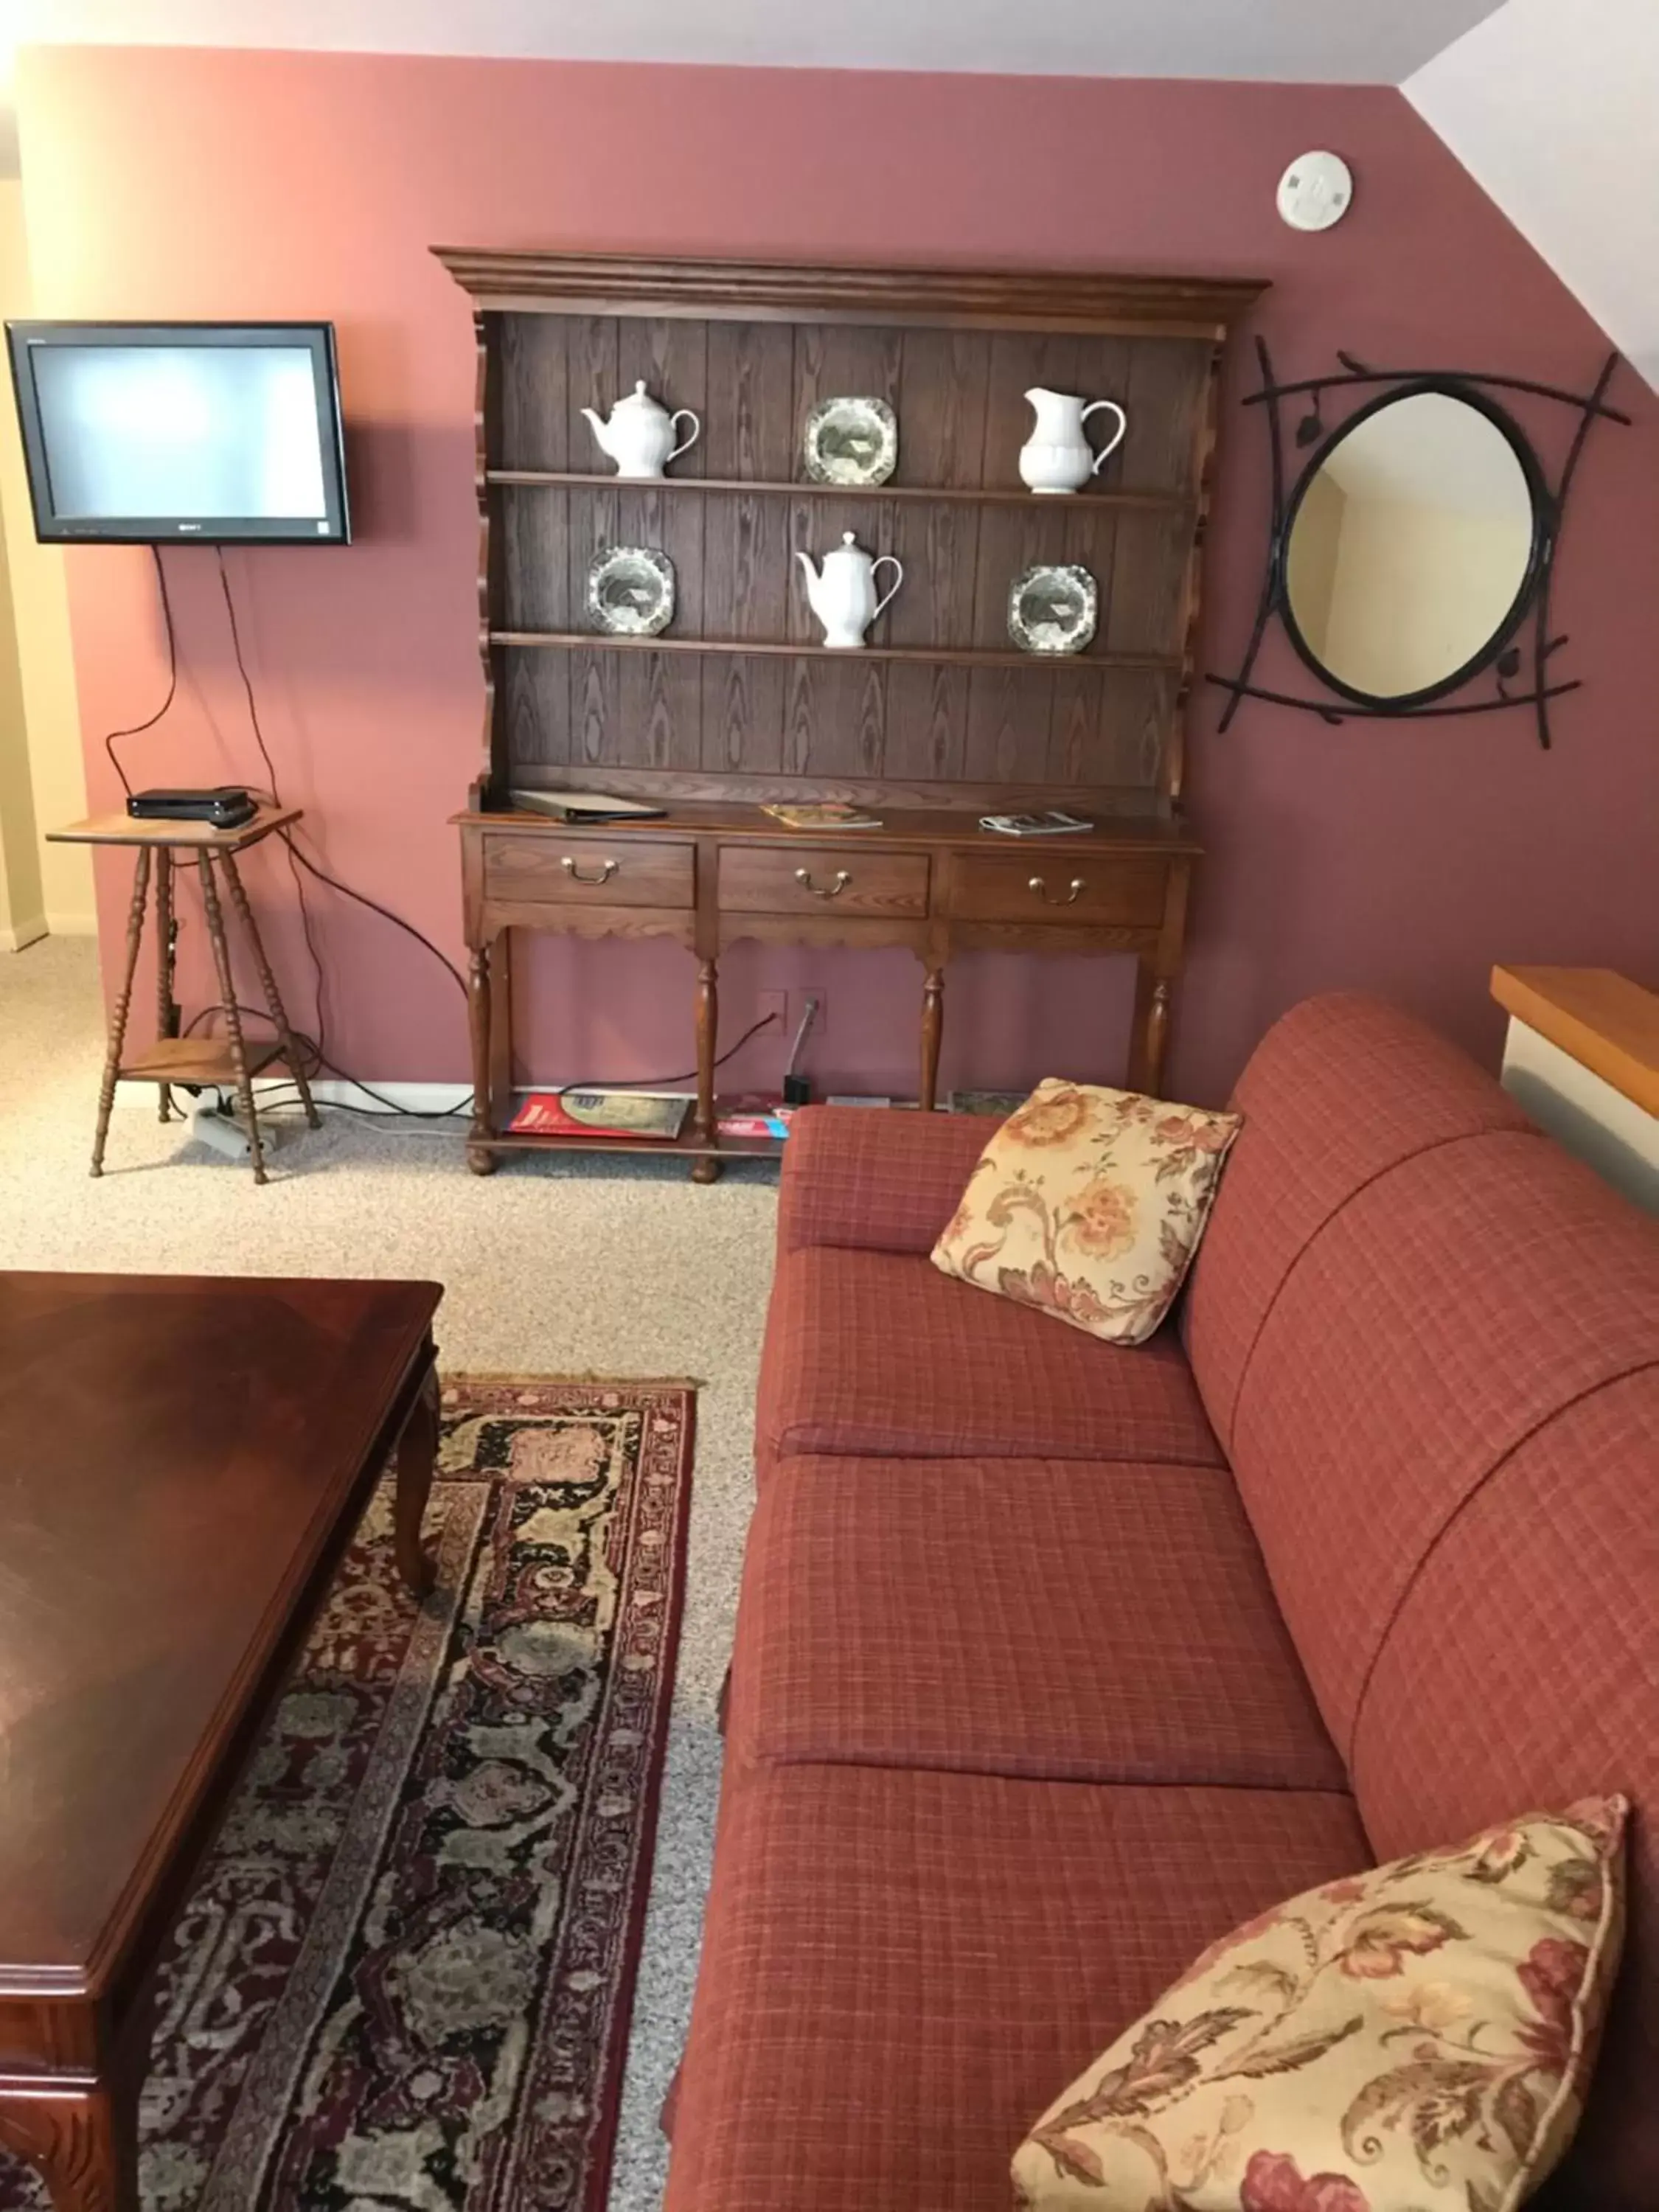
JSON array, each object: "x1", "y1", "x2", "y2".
[{"x1": 1280, "y1": 383, "x2": 1545, "y2": 708}]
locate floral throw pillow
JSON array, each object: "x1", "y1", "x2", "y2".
[
  {"x1": 1012, "y1": 1797, "x2": 1627, "y2": 2212},
  {"x1": 929, "y1": 1080, "x2": 1241, "y2": 1345}
]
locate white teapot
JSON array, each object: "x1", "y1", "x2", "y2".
[
  {"x1": 582, "y1": 380, "x2": 700, "y2": 479},
  {"x1": 1019, "y1": 387, "x2": 1128, "y2": 494},
  {"x1": 795, "y1": 532, "x2": 902, "y2": 649}
]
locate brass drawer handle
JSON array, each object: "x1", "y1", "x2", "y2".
[
  {"x1": 1029, "y1": 874, "x2": 1087, "y2": 908},
  {"x1": 796, "y1": 867, "x2": 852, "y2": 900},
  {"x1": 561, "y1": 856, "x2": 619, "y2": 886}
]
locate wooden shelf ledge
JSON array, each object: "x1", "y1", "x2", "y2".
[
  {"x1": 487, "y1": 469, "x2": 1191, "y2": 513},
  {"x1": 119, "y1": 1037, "x2": 287, "y2": 1085},
  {"x1": 488, "y1": 631, "x2": 1180, "y2": 673},
  {"x1": 1491, "y1": 965, "x2": 1659, "y2": 1118}
]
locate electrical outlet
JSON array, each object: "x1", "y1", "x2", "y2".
[
  {"x1": 791, "y1": 990, "x2": 827, "y2": 1040},
  {"x1": 757, "y1": 990, "x2": 789, "y2": 1045}
]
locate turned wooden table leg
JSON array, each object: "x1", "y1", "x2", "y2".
[
  {"x1": 690, "y1": 956, "x2": 723, "y2": 1183},
  {"x1": 920, "y1": 966, "x2": 945, "y2": 1112},
  {"x1": 153, "y1": 849, "x2": 177, "y2": 1124},
  {"x1": 466, "y1": 942, "x2": 498, "y2": 1174},
  {"x1": 0, "y1": 2081, "x2": 137, "y2": 2212},
  {"x1": 1128, "y1": 959, "x2": 1173, "y2": 1096},
  {"x1": 394, "y1": 1357, "x2": 440, "y2": 1598},
  {"x1": 91, "y1": 846, "x2": 151, "y2": 1178},
  {"x1": 220, "y1": 848, "x2": 320, "y2": 1128},
  {"x1": 197, "y1": 852, "x2": 268, "y2": 1186}
]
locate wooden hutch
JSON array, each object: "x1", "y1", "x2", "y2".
[{"x1": 437, "y1": 249, "x2": 1265, "y2": 1177}]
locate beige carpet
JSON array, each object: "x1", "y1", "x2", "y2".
[{"x1": 0, "y1": 936, "x2": 779, "y2": 2212}]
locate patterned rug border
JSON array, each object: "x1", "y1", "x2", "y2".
[{"x1": 470, "y1": 1376, "x2": 699, "y2": 2212}]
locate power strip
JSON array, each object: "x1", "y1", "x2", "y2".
[{"x1": 188, "y1": 1099, "x2": 262, "y2": 1161}]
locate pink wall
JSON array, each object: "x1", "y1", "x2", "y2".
[{"x1": 18, "y1": 46, "x2": 1658, "y2": 1105}]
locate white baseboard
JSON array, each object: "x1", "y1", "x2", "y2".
[
  {"x1": 0, "y1": 914, "x2": 49, "y2": 952},
  {"x1": 116, "y1": 1077, "x2": 472, "y2": 1116}
]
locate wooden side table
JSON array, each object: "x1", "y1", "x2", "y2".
[{"x1": 46, "y1": 806, "x2": 321, "y2": 1186}]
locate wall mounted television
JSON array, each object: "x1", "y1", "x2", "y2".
[{"x1": 6, "y1": 321, "x2": 350, "y2": 544}]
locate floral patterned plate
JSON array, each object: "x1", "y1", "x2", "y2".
[
  {"x1": 803, "y1": 395, "x2": 899, "y2": 487},
  {"x1": 586, "y1": 546, "x2": 675, "y2": 636},
  {"x1": 1009, "y1": 563, "x2": 1098, "y2": 655}
]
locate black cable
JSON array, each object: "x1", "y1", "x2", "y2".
[
  {"x1": 180, "y1": 1001, "x2": 472, "y2": 1119},
  {"x1": 100, "y1": 545, "x2": 179, "y2": 796},
  {"x1": 552, "y1": 1009, "x2": 779, "y2": 1097},
  {"x1": 214, "y1": 547, "x2": 282, "y2": 801},
  {"x1": 279, "y1": 830, "x2": 468, "y2": 999}
]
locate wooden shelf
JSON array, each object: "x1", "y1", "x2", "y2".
[
  {"x1": 483, "y1": 1114, "x2": 786, "y2": 1163},
  {"x1": 487, "y1": 469, "x2": 1190, "y2": 513},
  {"x1": 489, "y1": 631, "x2": 1180, "y2": 673},
  {"x1": 119, "y1": 1037, "x2": 286, "y2": 1085}
]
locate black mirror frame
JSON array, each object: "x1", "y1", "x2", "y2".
[
  {"x1": 1211, "y1": 341, "x2": 1629, "y2": 749},
  {"x1": 1276, "y1": 377, "x2": 1551, "y2": 713}
]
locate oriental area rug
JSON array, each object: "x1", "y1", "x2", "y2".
[{"x1": 0, "y1": 1377, "x2": 694, "y2": 2212}]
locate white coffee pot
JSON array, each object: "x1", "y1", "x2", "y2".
[
  {"x1": 795, "y1": 532, "x2": 903, "y2": 649},
  {"x1": 1019, "y1": 387, "x2": 1128, "y2": 494},
  {"x1": 582, "y1": 380, "x2": 701, "y2": 479}
]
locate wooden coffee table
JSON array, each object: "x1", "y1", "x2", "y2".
[{"x1": 0, "y1": 1272, "x2": 443, "y2": 2211}]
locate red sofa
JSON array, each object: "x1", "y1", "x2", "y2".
[{"x1": 664, "y1": 994, "x2": 1659, "y2": 2212}]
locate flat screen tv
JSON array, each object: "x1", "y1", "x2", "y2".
[{"x1": 6, "y1": 321, "x2": 350, "y2": 543}]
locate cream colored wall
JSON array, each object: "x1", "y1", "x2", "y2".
[
  {"x1": 1502, "y1": 1018, "x2": 1659, "y2": 1212},
  {"x1": 0, "y1": 473, "x2": 46, "y2": 948},
  {"x1": 1284, "y1": 467, "x2": 1346, "y2": 661},
  {"x1": 1320, "y1": 498, "x2": 1527, "y2": 698},
  {"x1": 0, "y1": 178, "x2": 93, "y2": 933}
]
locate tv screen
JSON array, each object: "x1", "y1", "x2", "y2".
[{"x1": 6, "y1": 321, "x2": 350, "y2": 543}]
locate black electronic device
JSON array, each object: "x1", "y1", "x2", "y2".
[
  {"x1": 127, "y1": 785, "x2": 259, "y2": 829},
  {"x1": 6, "y1": 321, "x2": 349, "y2": 545}
]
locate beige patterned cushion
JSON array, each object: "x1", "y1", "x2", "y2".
[
  {"x1": 1012, "y1": 1797, "x2": 1627, "y2": 2212},
  {"x1": 930, "y1": 1081, "x2": 1241, "y2": 1346}
]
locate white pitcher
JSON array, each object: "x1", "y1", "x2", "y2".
[
  {"x1": 1019, "y1": 387, "x2": 1128, "y2": 494},
  {"x1": 795, "y1": 532, "x2": 902, "y2": 649},
  {"x1": 582, "y1": 380, "x2": 700, "y2": 479}
]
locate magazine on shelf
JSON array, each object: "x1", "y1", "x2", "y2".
[
  {"x1": 507, "y1": 1091, "x2": 692, "y2": 1140},
  {"x1": 978, "y1": 810, "x2": 1095, "y2": 837},
  {"x1": 509, "y1": 790, "x2": 669, "y2": 823}
]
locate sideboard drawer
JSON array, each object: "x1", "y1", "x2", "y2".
[
  {"x1": 947, "y1": 852, "x2": 1168, "y2": 928},
  {"x1": 720, "y1": 844, "x2": 930, "y2": 917},
  {"x1": 482, "y1": 835, "x2": 695, "y2": 910}
]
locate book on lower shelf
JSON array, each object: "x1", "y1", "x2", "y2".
[
  {"x1": 507, "y1": 1091, "x2": 692, "y2": 1140},
  {"x1": 716, "y1": 1093, "x2": 795, "y2": 1140}
]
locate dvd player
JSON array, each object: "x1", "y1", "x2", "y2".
[{"x1": 127, "y1": 787, "x2": 259, "y2": 830}]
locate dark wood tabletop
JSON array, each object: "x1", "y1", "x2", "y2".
[{"x1": 0, "y1": 1271, "x2": 440, "y2": 1997}]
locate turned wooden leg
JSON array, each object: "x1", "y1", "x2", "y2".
[
  {"x1": 466, "y1": 943, "x2": 498, "y2": 1174},
  {"x1": 1128, "y1": 959, "x2": 1173, "y2": 1096},
  {"x1": 198, "y1": 852, "x2": 268, "y2": 1186},
  {"x1": 153, "y1": 849, "x2": 177, "y2": 1123},
  {"x1": 0, "y1": 2079, "x2": 138, "y2": 2212},
  {"x1": 220, "y1": 849, "x2": 319, "y2": 1129},
  {"x1": 394, "y1": 1359, "x2": 440, "y2": 1598},
  {"x1": 90, "y1": 846, "x2": 151, "y2": 1178},
  {"x1": 920, "y1": 967, "x2": 944, "y2": 1113},
  {"x1": 691, "y1": 957, "x2": 722, "y2": 1183}
]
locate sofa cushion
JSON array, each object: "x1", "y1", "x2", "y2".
[
  {"x1": 1012, "y1": 1795, "x2": 1628, "y2": 2212},
  {"x1": 1224, "y1": 1130, "x2": 1659, "y2": 1755},
  {"x1": 1351, "y1": 1366, "x2": 1659, "y2": 2212},
  {"x1": 1183, "y1": 992, "x2": 1531, "y2": 1454},
  {"x1": 754, "y1": 1245, "x2": 1223, "y2": 1484},
  {"x1": 930, "y1": 1080, "x2": 1239, "y2": 1346},
  {"x1": 663, "y1": 1764, "x2": 1371, "y2": 2212},
  {"x1": 729, "y1": 1455, "x2": 1344, "y2": 1791}
]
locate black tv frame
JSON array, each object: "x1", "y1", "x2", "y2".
[{"x1": 6, "y1": 319, "x2": 351, "y2": 545}]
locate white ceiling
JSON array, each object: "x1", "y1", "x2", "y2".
[
  {"x1": 14, "y1": 0, "x2": 1510, "y2": 86},
  {"x1": 1405, "y1": 0, "x2": 1659, "y2": 390}
]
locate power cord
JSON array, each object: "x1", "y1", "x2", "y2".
[{"x1": 100, "y1": 545, "x2": 179, "y2": 796}]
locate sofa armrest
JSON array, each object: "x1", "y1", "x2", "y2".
[{"x1": 776, "y1": 1105, "x2": 996, "y2": 1257}]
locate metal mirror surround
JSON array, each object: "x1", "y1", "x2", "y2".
[
  {"x1": 1211, "y1": 342, "x2": 1629, "y2": 749},
  {"x1": 1279, "y1": 383, "x2": 1544, "y2": 709}
]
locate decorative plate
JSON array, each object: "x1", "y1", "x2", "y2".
[
  {"x1": 1008, "y1": 563, "x2": 1098, "y2": 655},
  {"x1": 803, "y1": 395, "x2": 898, "y2": 487},
  {"x1": 586, "y1": 546, "x2": 675, "y2": 636}
]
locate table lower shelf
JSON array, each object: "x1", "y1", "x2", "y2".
[
  {"x1": 476, "y1": 1119, "x2": 788, "y2": 1163},
  {"x1": 119, "y1": 1037, "x2": 287, "y2": 1085}
]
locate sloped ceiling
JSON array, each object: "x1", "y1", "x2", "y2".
[
  {"x1": 15, "y1": 0, "x2": 1506, "y2": 86},
  {"x1": 1406, "y1": 0, "x2": 1659, "y2": 389}
]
